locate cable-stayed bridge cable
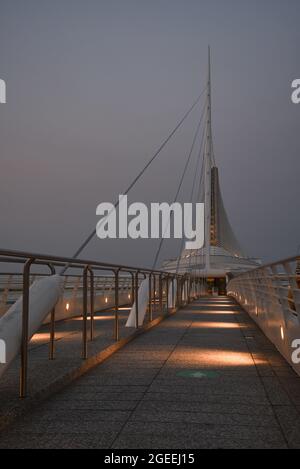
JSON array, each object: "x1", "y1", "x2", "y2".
[
  {"x1": 60, "y1": 87, "x2": 207, "y2": 274},
  {"x1": 175, "y1": 122, "x2": 206, "y2": 274},
  {"x1": 152, "y1": 101, "x2": 207, "y2": 270}
]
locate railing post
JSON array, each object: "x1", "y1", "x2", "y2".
[
  {"x1": 159, "y1": 274, "x2": 163, "y2": 314},
  {"x1": 130, "y1": 272, "x2": 135, "y2": 307},
  {"x1": 153, "y1": 274, "x2": 156, "y2": 313},
  {"x1": 114, "y1": 269, "x2": 120, "y2": 341},
  {"x1": 148, "y1": 274, "x2": 152, "y2": 322},
  {"x1": 135, "y1": 271, "x2": 140, "y2": 328},
  {"x1": 47, "y1": 263, "x2": 56, "y2": 360},
  {"x1": 20, "y1": 260, "x2": 57, "y2": 396},
  {"x1": 171, "y1": 276, "x2": 175, "y2": 310},
  {"x1": 187, "y1": 276, "x2": 191, "y2": 303},
  {"x1": 90, "y1": 268, "x2": 95, "y2": 341},
  {"x1": 20, "y1": 257, "x2": 35, "y2": 398},
  {"x1": 82, "y1": 266, "x2": 89, "y2": 359},
  {"x1": 49, "y1": 307, "x2": 55, "y2": 361},
  {"x1": 181, "y1": 277, "x2": 185, "y2": 305},
  {"x1": 166, "y1": 275, "x2": 169, "y2": 313},
  {"x1": 177, "y1": 277, "x2": 181, "y2": 308}
]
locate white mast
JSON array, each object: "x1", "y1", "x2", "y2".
[{"x1": 204, "y1": 46, "x2": 212, "y2": 272}]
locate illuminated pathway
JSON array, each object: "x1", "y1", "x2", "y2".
[{"x1": 1, "y1": 297, "x2": 300, "y2": 449}]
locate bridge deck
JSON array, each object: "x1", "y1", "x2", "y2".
[{"x1": 1, "y1": 297, "x2": 300, "y2": 449}]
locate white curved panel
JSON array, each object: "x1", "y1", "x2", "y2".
[
  {"x1": 126, "y1": 278, "x2": 149, "y2": 328},
  {"x1": 168, "y1": 280, "x2": 176, "y2": 308},
  {"x1": 0, "y1": 275, "x2": 63, "y2": 378}
]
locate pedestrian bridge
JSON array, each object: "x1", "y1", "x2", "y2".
[
  {"x1": 1, "y1": 295, "x2": 300, "y2": 449},
  {"x1": 0, "y1": 51, "x2": 299, "y2": 449}
]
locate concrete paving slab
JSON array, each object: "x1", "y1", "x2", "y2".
[{"x1": 1, "y1": 297, "x2": 300, "y2": 449}]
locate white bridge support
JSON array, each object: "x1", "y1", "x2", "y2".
[
  {"x1": 168, "y1": 280, "x2": 177, "y2": 309},
  {"x1": 126, "y1": 276, "x2": 179, "y2": 328},
  {"x1": 126, "y1": 278, "x2": 149, "y2": 328},
  {"x1": 0, "y1": 275, "x2": 63, "y2": 378},
  {"x1": 227, "y1": 255, "x2": 300, "y2": 376}
]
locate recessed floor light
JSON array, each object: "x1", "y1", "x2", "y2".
[{"x1": 177, "y1": 370, "x2": 219, "y2": 379}]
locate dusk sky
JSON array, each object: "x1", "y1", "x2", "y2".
[{"x1": 1, "y1": 0, "x2": 300, "y2": 268}]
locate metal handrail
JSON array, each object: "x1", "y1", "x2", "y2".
[
  {"x1": 0, "y1": 248, "x2": 197, "y2": 398},
  {"x1": 0, "y1": 248, "x2": 175, "y2": 275},
  {"x1": 227, "y1": 254, "x2": 300, "y2": 375},
  {"x1": 231, "y1": 254, "x2": 300, "y2": 279}
]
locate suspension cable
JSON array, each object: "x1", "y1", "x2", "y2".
[
  {"x1": 187, "y1": 123, "x2": 207, "y2": 272},
  {"x1": 60, "y1": 87, "x2": 207, "y2": 274},
  {"x1": 152, "y1": 101, "x2": 207, "y2": 270},
  {"x1": 175, "y1": 121, "x2": 206, "y2": 274}
]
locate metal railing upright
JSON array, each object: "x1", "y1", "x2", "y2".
[{"x1": 0, "y1": 248, "x2": 199, "y2": 397}]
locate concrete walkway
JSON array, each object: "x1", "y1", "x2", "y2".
[
  {"x1": 0, "y1": 307, "x2": 134, "y2": 427},
  {"x1": 1, "y1": 297, "x2": 300, "y2": 449}
]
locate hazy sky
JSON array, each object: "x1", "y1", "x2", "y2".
[{"x1": 0, "y1": 0, "x2": 300, "y2": 268}]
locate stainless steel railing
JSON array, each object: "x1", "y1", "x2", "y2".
[
  {"x1": 0, "y1": 248, "x2": 203, "y2": 397},
  {"x1": 227, "y1": 255, "x2": 300, "y2": 374},
  {"x1": 0, "y1": 273, "x2": 133, "y2": 317}
]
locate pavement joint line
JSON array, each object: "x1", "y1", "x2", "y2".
[
  {"x1": 2, "y1": 297, "x2": 296, "y2": 449},
  {"x1": 0, "y1": 305, "x2": 184, "y2": 434},
  {"x1": 109, "y1": 311, "x2": 195, "y2": 448},
  {"x1": 233, "y1": 300, "x2": 291, "y2": 448}
]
